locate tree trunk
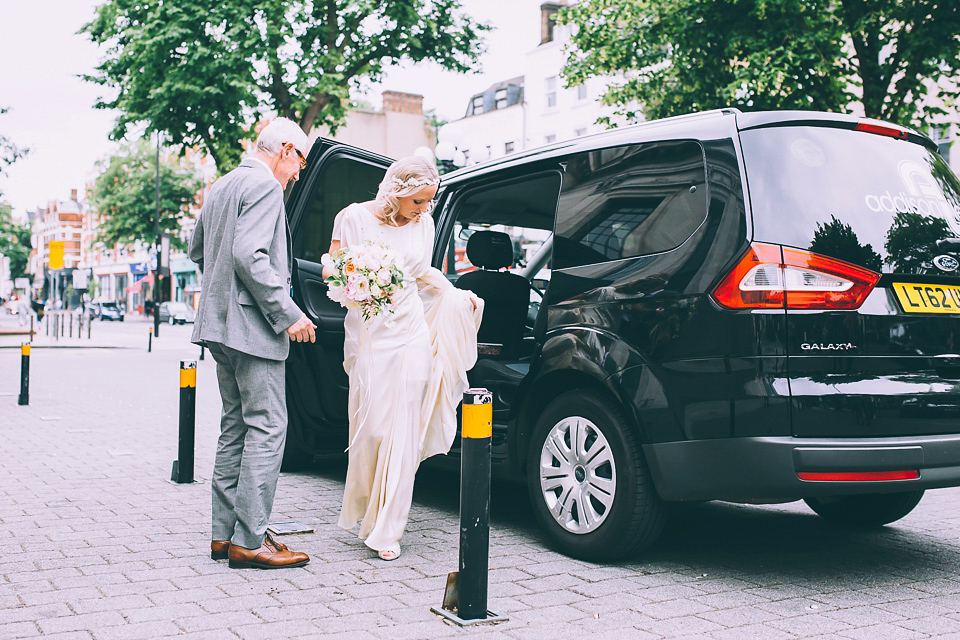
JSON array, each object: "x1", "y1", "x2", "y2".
[
  {"x1": 300, "y1": 94, "x2": 333, "y2": 135},
  {"x1": 838, "y1": 0, "x2": 885, "y2": 119}
]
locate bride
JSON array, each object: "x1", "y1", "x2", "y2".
[{"x1": 323, "y1": 155, "x2": 482, "y2": 561}]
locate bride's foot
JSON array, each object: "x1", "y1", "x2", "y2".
[{"x1": 378, "y1": 547, "x2": 401, "y2": 561}]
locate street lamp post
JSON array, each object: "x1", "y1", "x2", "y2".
[{"x1": 154, "y1": 131, "x2": 161, "y2": 338}]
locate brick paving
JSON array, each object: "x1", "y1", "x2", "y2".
[{"x1": 4, "y1": 319, "x2": 960, "y2": 639}]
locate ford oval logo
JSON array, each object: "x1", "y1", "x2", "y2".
[{"x1": 933, "y1": 255, "x2": 959, "y2": 272}]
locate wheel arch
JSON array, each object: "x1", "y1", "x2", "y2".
[{"x1": 515, "y1": 360, "x2": 645, "y2": 477}]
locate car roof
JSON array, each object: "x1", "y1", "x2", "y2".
[{"x1": 437, "y1": 109, "x2": 935, "y2": 187}]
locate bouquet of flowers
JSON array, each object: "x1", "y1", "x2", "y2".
[{"x1": 322, "y1": 243, "x2": 407, "y2": 321}]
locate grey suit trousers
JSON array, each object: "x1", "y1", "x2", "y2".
[{"x1": 207, "y1": 342, "x2": 287, "y2": 549}]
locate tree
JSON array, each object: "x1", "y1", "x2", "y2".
[
  {"x1": 0, "y1": 204, "x2": 31, "y2": 280},
  {"x1": 89, "y1": 143, "x2": 204, "y2": 252},
  {"x1": 810, "y1": 215, "x2": 883, "y2": 271},
  {"x1": 885, "y1": 211, "x2": 951, "y2": 274},
  {"x1": 83, "y1": 0, "x2": 489, "y2": 173},
  {"x1": 0, "y1": 106, "x2": 31, "y2": 280},
  {"x1": 560, "y1": 0, "x2": 960, "y2": 130},
  {"x1": 1, "y1": 107, "x2": 29, "y2": 175}
]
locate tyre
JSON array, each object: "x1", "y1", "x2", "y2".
[
  {"x1": 169, "y1": 317, "x2": 176, "y2": 326},
  {"x1": 280, "y1": 434, "x2": 314, "y2": 472},
  {"x1": 804, "y1": 491, "x2": 925, "y2": 527},
  {"x1": 526, "y1": 390, "x2": 665, "y2": 561}
]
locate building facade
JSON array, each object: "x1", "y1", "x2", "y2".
[
  {"x1": 439, "y1": 1, "x2": 614, "y2": 165},
  {"x1": 313, "y1": 90, "x2": 437, "y2": 158}
]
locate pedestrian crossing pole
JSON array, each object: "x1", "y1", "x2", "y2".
[
  {"x1": 432, "y1": 388, "x2": 507, "y2": 626},
  {"x1": 17, "y1": 342, "x2": 30, "y2": 406},
  {"x1": 171, "y1": 361, "x2": 197, "y2": 483}
]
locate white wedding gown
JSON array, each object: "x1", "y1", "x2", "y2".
[{"x1": 333, "y1": 203, "x2": 483, "y2": 553}]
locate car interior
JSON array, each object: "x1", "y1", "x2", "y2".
[{"x1": 439, "y1": 171, "x2": 561, "y2": 396}]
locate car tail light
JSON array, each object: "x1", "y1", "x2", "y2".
[
  {"x1": 855, "y1": 121, "x2": 909, "y2": 140},
  {"x1": 797, "y1": 470, "x2": 919, "y2": 482},
  {"x1": 712, "y1": 243, "x2": 880, "y2": 310}
]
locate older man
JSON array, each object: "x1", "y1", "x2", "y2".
[{"x1": 190, "y1": 118, "x2": 316, "y2": 569}]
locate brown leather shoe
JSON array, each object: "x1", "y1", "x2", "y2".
[
  {"x1": 211, "y1": 540, "x2": 230, "y2": 560},
  {"x1": 227, "y1": 533, "x2": 309, "y2": 569}
]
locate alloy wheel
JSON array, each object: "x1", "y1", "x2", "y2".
[{"x1": 538, "y1": 416, "x2": 617, "y2": 534}]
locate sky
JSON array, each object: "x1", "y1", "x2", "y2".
[{"x1": 0, "y1": 0, "x2": 545, "y2": 220}]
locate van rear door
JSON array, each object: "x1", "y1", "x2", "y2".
[{"x1": 738, "y1": 118, "x2": 960, "y2": 438}]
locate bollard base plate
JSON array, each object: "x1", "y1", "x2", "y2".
[
  {"x1": 169, "y1": 461, "x2": 201, "y2": 485},
  {"x1": 430, "y1": 607, "x2": 508, "y2": 627}
]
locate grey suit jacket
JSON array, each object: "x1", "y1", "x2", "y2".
[{"x1": 189, "y1": 158, "x2": 302, "y2": 361}]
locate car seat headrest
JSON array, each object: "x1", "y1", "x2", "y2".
[{"x1": 465, "y1": 230, "x2": 514, "y2": 270}]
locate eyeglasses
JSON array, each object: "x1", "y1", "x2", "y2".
[{"x1": 294, "y1": 149, "x2": 307, "y2": 171}]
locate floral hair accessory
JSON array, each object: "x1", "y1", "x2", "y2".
[{"x1": 388, "y1": 176, "x2": 439, "y2": 190}]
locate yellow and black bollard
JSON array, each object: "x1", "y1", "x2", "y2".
[
  {"x1": 171, "y1": 361, "x2": 197, "y2": 483},
  {"x1": 432, "y1": 388, "x2": 507, "y2": 626},
  {"x1": 17, "y1": 342, "x2": 30, "y2": 406},
  {"x1": 148, "y1": 327, "x2": 153, "y2": 352}
]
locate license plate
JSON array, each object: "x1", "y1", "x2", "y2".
[{"x1": 893, "y1": 282, "x2": 960, "y2": 314}]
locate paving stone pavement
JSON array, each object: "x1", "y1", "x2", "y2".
[{"x1": 4, "y1": 321, "x2": 960, "y2": 639}]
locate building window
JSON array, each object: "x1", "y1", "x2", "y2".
[
  {"x1": 574, "y1": 128, "x2": 587, "y2": 137},
  {"x1": 545, "y1": 76, "x2": 557, "y2": 109},
  {"x1": 495, "y1": 89, "x2": 508, "y2": 110},
  {"x1": 577, "y1": 84, "x2": 588, "y2": 101},
  {"x1": 505, "y1": 141, "x2": 515, "y2": 154},
  {"x1": 931, "y1": 124, "x2": 952, "y2": 163},
  {"x1": 472, "y1": 96, "x2": 484, "y2": 115},
  {"x1": 545, "y1": 134, "x2": 556, "y2": 144}
]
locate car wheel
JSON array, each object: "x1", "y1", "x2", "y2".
[
  {"x1": 280, "y1": 436, "x2": 314, "y2": 472},
  {"x1": 169, "y1": 317, "x2": 176, "y2": 326},
  {"x1": 526, "y1": 390, "x2": 665, "y2": 561},
  {"x1": 803, "y1": 491, "x2": 924, "y2": 527}
]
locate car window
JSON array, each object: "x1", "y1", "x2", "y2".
[
  {"x1": 294, "y1": 153, "x2": 387, "y2": 263},
  {"x1": 554, "y1": 141, "x2": 708, "y2": 269},
  {"x1": 440, "y1": 172, "x2": 561, "y2": 283},
  {"x1": 741, "y1": 126, "x2": 960, "y2": 274}
]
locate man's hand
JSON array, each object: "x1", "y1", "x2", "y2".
[{"x1": 286, "y1": 314, "x2": 317, "y2": 343}]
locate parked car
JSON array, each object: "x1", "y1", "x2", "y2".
[
  {"x1": 280, "y1": 109, "x2": 960, "y2": 561},
  {"x1": 158, "y1": 301, "x2": 195, "y2": 325},
  {"x1": 91, "y1": 301, "x2": 124, "y2": 322}
]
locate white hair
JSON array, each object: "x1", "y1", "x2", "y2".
[
  {"x1": 255, "y1": 117, "x2": 310, "y2": 156},
  {"x1": 373, "y1": 156, "x2": 440, "y2": 226}
]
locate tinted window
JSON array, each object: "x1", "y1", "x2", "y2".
[
  {"x1": 555, "y1": 141, "x2": 708, "y2": 269},
  {"x1": 741, "y1": 126, "x2": 960, "y2": 274},
  {"x1": 294, "y1": 154, "x2": 386, "y2": 263}
]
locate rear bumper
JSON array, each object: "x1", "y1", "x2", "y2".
[{"x1": 645, "y1": 435, "x2": 960, "y2": 502}]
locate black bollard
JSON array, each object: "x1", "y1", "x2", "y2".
[
  {"x1": 148, "y1": 327, "x2": 153, "y2": 352},
  {"x1": 17, "y1": 342, "x2": 30, "y2": 406},
  {"x1": 171, "y1": 361, "x2": 197, "y2": 483},
  {"x1": 458, "y1": 388, "x2": 493, "y2": 620},
  {"x1": 432, "y1": 389, "x2": 506, "y2": 626}
]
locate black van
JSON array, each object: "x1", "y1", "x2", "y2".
[{"x1": 283, "y1": 109, "x2": 960, "y2": 561}]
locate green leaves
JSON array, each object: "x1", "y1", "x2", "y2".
[
  {"x1": 0, "y1": 203, "x2": 31, "y2": 280},
  {"x1": 560, "y1": 0, "x2": 960, "y2": 130},
  {"x1": 88, "y1": 142, "x2": 204, "y2": 252},
  {"x1": 83, "y1": 0, "x2": 489, "y2": 172}
]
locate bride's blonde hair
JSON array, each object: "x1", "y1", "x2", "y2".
[{"x1": 373, "y1": 156, "x2": 440, "y2": 226}]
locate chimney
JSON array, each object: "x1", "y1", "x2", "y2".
[
  {"x1": 70, "y1": 189, "x2": 78, "y2": 202},
  {"x1": 382, "y1": 91, "x2": 424, "y2": 115},
  {"x1": 540, "y1": 2, "x2": 565, "y2": 45}
]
